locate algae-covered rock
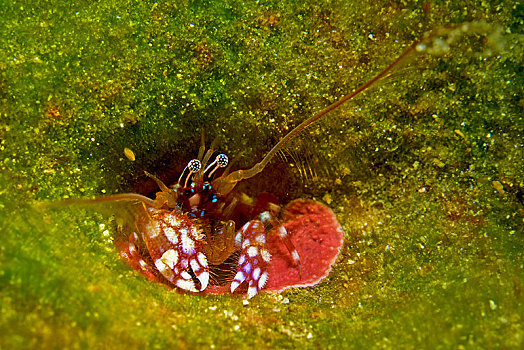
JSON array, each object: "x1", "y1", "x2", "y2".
[{"x1": 1, "y1": 0, "x2": 522, "y2": 348}]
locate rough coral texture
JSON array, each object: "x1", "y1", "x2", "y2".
[{"x1": 265, "y1": 199, "x2": 344, "y2": 292}]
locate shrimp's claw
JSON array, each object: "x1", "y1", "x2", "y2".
[{"x1": 140, "y1": 207, "x2": 210, "y2": 292}]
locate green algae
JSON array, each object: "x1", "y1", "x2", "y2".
[{"x1": 1, "y1": 0, "x2": 523, "y2": 348}]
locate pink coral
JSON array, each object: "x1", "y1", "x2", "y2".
[
  {"x1": 265, "y1": 199, "x2": 344, "y2": 292},
  {"x1": 203, "y1": 198, "x2": 344, "y2": 295}
]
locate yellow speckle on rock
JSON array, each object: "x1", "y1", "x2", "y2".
[
  {"x1": 492, "y1": 180, "x2": 504, "y2": 194},
  {"x1": 433, "y1": 159, "x2": 445, "y2": 168},
  {"x1": 124, "y1": 147, "x2": 135, "y2": 161},
  {"x1": 323, "y1": 193, "x2": 332, "y2": 205},
  {"x1": 454, "y1": 129, "x2": 466, "y2": 140}
]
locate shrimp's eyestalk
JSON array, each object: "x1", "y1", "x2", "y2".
[
  {"x1": 203, "y1": 154, "x2": 228, "y2": 181},
  {"x1": 178, "y1": 159, "x2": 202, "y2": 188}
]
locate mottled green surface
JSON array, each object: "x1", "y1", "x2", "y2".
[{"x1": 1, "y1": 0, "x2": 522, "y2": 349}]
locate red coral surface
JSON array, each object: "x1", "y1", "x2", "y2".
[
  {"x1": 265, "y1": 199, "x2": 344, "y2": 292},
  {"x1": 204, "y1": 198, "x2": 344, "y2": 295}
]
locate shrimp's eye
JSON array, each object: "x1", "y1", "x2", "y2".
[
  {"x1": 187, "y1": 159, "x2": 202, "y2": 173},
  {"x1": 216, "y1": 154, "x2": 228, "y2": 168},
  {"x1": 178, "y1": 159, "x2": 202, "y2": 188}
]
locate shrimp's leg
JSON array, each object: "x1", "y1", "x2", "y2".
[
  {"x1": 116, "y1": 229, "x2": 159, "y2": 282},
  {"x1": 230, "y1": 219, "x2": 272, "y2": 299},
  {"x1": 260, "y1": 210, "x2": 302, "y2": 278},
  {"x1": 201, "y1": 220, "x2": 237, "y2": 265},
  {"x1": 251, "y1": 194, "x2": 301, "y2": 274}
]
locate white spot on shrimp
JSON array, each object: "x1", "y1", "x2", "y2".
[
  {"x1": 243, "y1": 262, "x2": 252, "y2": 274},
  {"x1": 176, "y1": 279, "x2": 197, "y2": 292},
  {"x1": 238, "y1": 254, "x2": 245, "y2": 266},
  {"x1": 190, "y1": 226, "x2": 204, "y2": 240},
  {"x1": 180, "y1": 230, "x2": 195, "y2": 254},
  {"x1": 247, "y1": 286, "x2": 258, "y2": 299},
  {"x1": 147, "y1": 221, "x2": 161, "y2": 238},
  {"x1": 260, "y1": 248, "x2": 271, "y2": 263},
  {"x1": 190, "y1": 258, "x2": 200, "y2": 272},
  {"x1": 160, "y1": 249, "x2": 179, "y2": 269},
  {"x1": 166, "y1": 215, "x2": 181, "y2": 227},
  {"x1": 260, "y1": 211, "x2": 271, "y2": 224},
  {"x1": 240, "y1": 222, "x2": 250, "y2": 234},
  {"x1": 252, "y1": 267, "x2": 261, "y2": 281},
  {"x1": 197, "y1": 252, "x2": 208, "y2": 267},
  {"x1": 235, "y1": 232, "x2": 243, "y2": 248},
  {"x1": 163, "y1": 226, "x2": 179, "y2": 244},
  {"x1": 231, "y1": 280, "x2": 240, "y2": 293},
  {"x1": 128, "y1": 243, "x2": 137, "y2": 253},
  {"x1": 154, "y1": 259, "x2": 174, "y2": 281},
  {"x1": 255, "y1": 234, "x2": 266, "y2": 244},
  {"x1": 198, "y1": 270, "x2": 209, "y2": 291},
  {"x1": 291, "y1": 250, "x2": 300, "y2": 263},
  {"x1": 278, "y1": 226, "x2": 287, "y2": 238},
  {"x1": 247, "y1": 246, "x2": 258, "y2": 258},
  {"x1": 233, "y1": 270, "x2": 246, "y2": 283},
  {"x1": 258, "y1": 272, "x2": 268, "y2": 289},
  {"x1": 138, "y1": 259, "x2": 148, "y2": 269},
  {"x1": 154, "y1": 259, "x2": 168, "y2": 272}
]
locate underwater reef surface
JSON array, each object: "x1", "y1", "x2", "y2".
[{"x1": 0, "y1": 0, "x2": 522, "y2": 348}]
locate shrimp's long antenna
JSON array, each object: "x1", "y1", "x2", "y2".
[
  {"x1": 38, "y1": 193, "x2": 157, "y2": 209},
  {"x1": 212, "y1": 22, "x2": 497, "y2": 195},
  {"x1": 213, "y1": 38, "x2": 422, "y2": 195}
]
